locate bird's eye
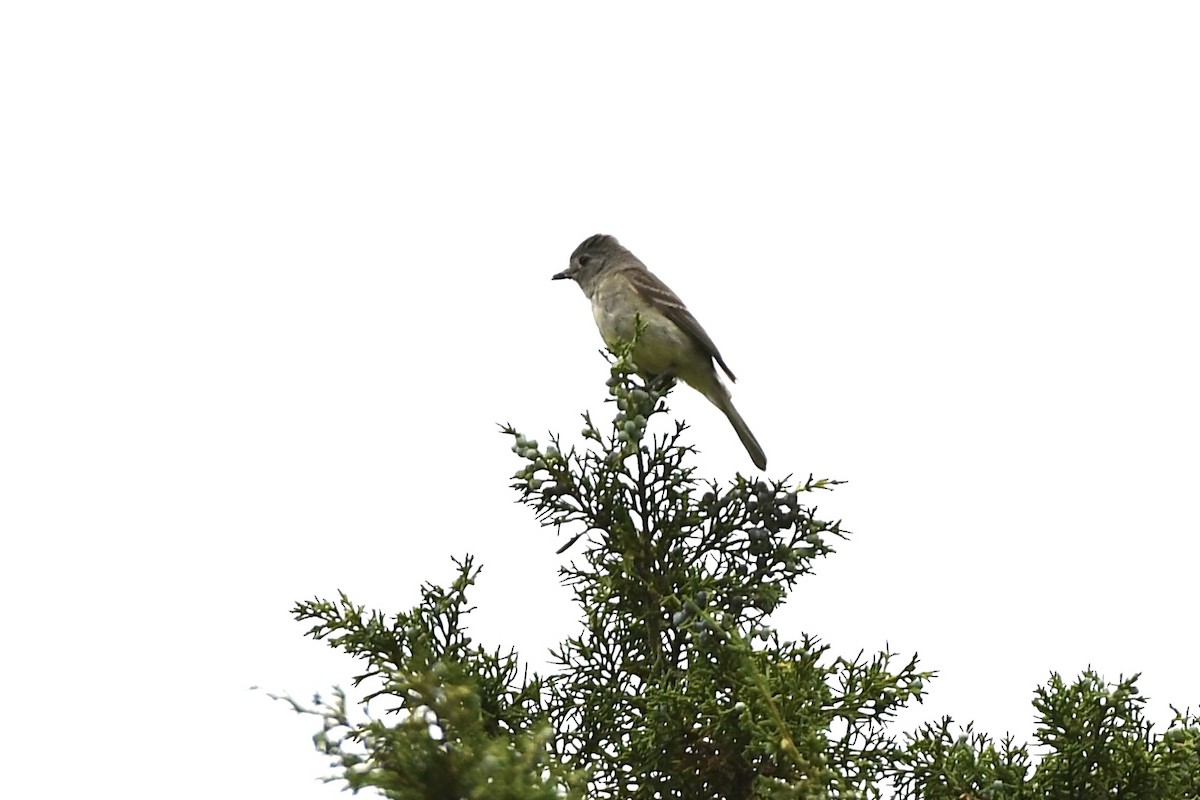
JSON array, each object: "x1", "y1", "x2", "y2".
[{"x1": 578, "y1": 254, "x2": 592, "y2": 267}]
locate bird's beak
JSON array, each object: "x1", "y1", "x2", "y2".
[{"x1": 551, "y1": 269, "x2": 571, "y2": 281}]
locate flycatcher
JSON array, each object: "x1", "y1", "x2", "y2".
[{"x1": 553, "y1": 234, "x2": 767, "y2": 470}]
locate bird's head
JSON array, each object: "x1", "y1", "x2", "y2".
[{"x1": 552, "y1": 233, "x2": 625, "y2": 288}]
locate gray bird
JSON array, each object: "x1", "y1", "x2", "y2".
[{"x1": 553, "y1": 234, "x2": 767, "y2": 470}]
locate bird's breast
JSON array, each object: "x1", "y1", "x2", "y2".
[{"x1": 590, "y1": 278, "x2": 695, "y2": 378}]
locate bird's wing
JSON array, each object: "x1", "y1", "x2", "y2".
[{"x1": 625, "y1": 267, "x2": 737, "y2": 382}]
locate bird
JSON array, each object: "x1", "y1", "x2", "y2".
[{"x1": 552, "y1": 234, "x2": 767, "y2": 470}]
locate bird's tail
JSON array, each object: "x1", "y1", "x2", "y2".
[
  {"x1": 720, "y1": 397, "x2": 768, "y2": 471},
  {"x1": 687, "y1": 368, "x2": 768, "y2": 471}
]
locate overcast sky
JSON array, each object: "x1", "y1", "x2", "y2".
[{"x1": 3, "y1": 3, "x2": 1198, "y2": 798}]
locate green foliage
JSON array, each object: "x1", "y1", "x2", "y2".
[
  {"x1": 273, "y1": 560, "x2": 585, "y2": 799},
  {"x1": 270, "y1": 334, "x2": 1197, "y2": 799},
  {"x1": 504, "y1": 341, "x2": 930, "y2": 799},
  {"x1": 271, "y1": 337, "x2": 929, "y2": 799},
  {"x1": 1154, "y1": 707, "x2": 1200, "y2": 798},
  {"x1": 890, "y1": 671, "x2": 1200, "y2": 800},
  {"x1": 889, "y1": 718, "x2": 1033, "y2": 800}
]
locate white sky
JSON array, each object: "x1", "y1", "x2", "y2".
[{"x1": 3, "y1": 3, "x2": 1198, "y2": 798}]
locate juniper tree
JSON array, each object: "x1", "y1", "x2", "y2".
[
  {"x1": 273, "y1": 339, "x2": 1199, "y2": 799},
  {"x1": 889, "y1": 671, "x2": 1200, "y2": 800},
  {"x1": 274, "y1": 338, "x2": 930, "y2": 799}
]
